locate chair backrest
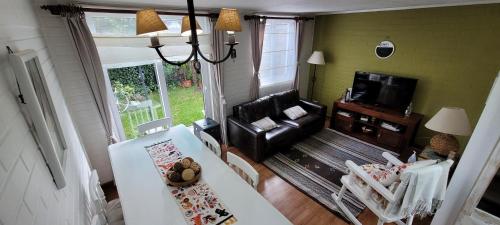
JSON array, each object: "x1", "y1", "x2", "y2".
[
  {"x1": 385, "y1": 159, "x2": 454, "y2": 214},
  {"x1": 91, "y1": 214, "x2": 106, "y2": 225},
  {"x1": 137, "y1": 118, "x2": 171, "y2": 135},
  {"x1": 89, "y1": 170, "x2": 107, "y2": 220},
  {"x1": 200, "y1": 131, "x2": 221, "y2": 158},
  {"x1": 227, "y1": 152, "x2": 259, "y2": 189}
]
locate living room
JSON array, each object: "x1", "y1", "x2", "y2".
[{"x1": 0, "y1": 0, "x2": 499, "y2": 225}]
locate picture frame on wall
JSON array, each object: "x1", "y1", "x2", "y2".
[{"x1": 9, "y1": 49, "x2": 67, "y2": 189}]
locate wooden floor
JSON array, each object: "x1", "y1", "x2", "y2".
[{"x1": 103, "y1": 143, "x2": 432, "y2": 225}]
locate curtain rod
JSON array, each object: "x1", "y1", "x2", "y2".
[
  {"x1": 243, "y1": 15, "x2": 314, "y2": 21},
  {"x1": 40, "y1": 4, "x2": 218, "y2": 18}
]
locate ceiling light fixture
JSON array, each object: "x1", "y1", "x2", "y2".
[{"x1": 136, "y1": 0, "x2": 241, "y2": 73}]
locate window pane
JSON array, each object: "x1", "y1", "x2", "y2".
[
  {"x1": 260, "y1": 66, "x2": 297, "y2": 86},
  {"x1": 259, "y1": 19, "x2": 297, "y2": 88},
  {"x1": 85, "y1": 12, "x2": 209, "y2": 37},
  {"x1": 108, "y1": 64, "x2": 165, "y2": 140}
]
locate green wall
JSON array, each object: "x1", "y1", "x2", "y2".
[{"x1": 312, "y1": 4, "x2": 500, "y2": 151}]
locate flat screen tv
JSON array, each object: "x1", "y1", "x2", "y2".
[{"x1": 350, "y1": 71, "x2": 417, "y2": 112}]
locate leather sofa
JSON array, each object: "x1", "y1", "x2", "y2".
[{"x1": 227, "y1": 90, "x2": 327, "y2": 162}]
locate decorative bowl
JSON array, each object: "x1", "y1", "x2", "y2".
[
  {"x1": 165, "y1": 157, "x2": 202, "y2": 187},
  {"x1": 166, "y1": 169, "x2": 201, "y2": 187}
]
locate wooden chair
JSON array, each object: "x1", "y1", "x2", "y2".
[
  {"x1": 137, "y1": 117, "x2": 171, "y2": 135},
  {"x1": 227, "y1": 152, "x2": 259, "y2": 189},
  {"x1": 91, "y1": 215, "x2": 125, "y2": 225},
  {"x1": 332, "y1": 152, "x2": 453, "y2": 225},
  {"x1": 200, "y1": 131, "x2": 222, "y2": 158},
  {"x1": 89, "y1": 170, "x2": 124, "y2": 224}
]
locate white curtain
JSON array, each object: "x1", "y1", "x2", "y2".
[
  {"x1": 64, "y1": 8, "x2": 117, "y2": 144},
  {"x1": 209, "y1": 18, "x2": 228, "y2": 144}
]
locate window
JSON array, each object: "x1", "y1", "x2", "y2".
[
  {"x1": 259, "y1": 19, "x2": 297, "y2": 87},
  {"x1": 86, "y1": 13, "x2": 209, "y2": 37},
  {"x1": 85, "y1": 12, "x2": 210, "y2": 140}
]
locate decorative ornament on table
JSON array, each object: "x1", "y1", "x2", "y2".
[
  {"x1": 407, "y1": 151, "x2": 417, "y2": 163},
  {"x1": 190, "y1": 162, "x2": 201, "y2": 174},
  {"x1": 343, "y1": 88, "x2": 352, "y2": 102},
  {"x1": 182, "y1": 168, "x2": 195, "y2": 181},
  {"x1": 181, "y1": 158, "x2": 192, "y2": 168},
  {"x1": 173, "y1": 162, "x2": 184, "y2": 172},
  {"x1": 405, "y1": 102, "x2": 413, "y2": 117}
]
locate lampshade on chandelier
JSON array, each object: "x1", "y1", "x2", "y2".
[
  {"x1": 136, "y1": 0, "x2": 242, "y2": 73},
  {"x1": 181, "y1": 16, "x2": 203, "y2": 37},
  {"x1": 136, "y1": 8, "x2": 168, "y2": 36},
  {"x1": 215, "y1": 8, "x2": 242, "y2": 31}
]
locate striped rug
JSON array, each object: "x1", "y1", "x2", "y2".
[{"x1": 263, "y1": 128, "x2": 398, "y2": 217}]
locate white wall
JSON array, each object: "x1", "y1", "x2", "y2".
[
  {"x1": 222, "y1": 20, "x2": 253, "y2": 112},
  {"x1": 222, "y1": 19, "x2": 315, "y2": 114},
  {"x1": 0, "y1": 0, "x2": 92, "y2": 225},
  {"x1": 38, "y1": 8, "x2": 114, "y2": 182}
]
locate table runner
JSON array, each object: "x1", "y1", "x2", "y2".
[{"x1": 146, "y1": 140, "x2": 238, "y2": 225}]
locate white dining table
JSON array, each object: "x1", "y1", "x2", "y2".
[{"x1": 108, "y1": 124, "x2": 293, "y2": 225}]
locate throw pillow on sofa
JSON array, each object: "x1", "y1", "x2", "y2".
[
  {"x1": 283, "y1": 106, "x2": 307, "y2": 120},
  {"x1": 251, "y1": 117, "x2": 278, "y2": 131}
]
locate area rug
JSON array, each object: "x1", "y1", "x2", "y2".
[{"x1": 263, "y1": 128, "x2": 398, "y2": 217}]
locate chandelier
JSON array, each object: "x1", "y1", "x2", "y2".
[{"x1": 136, "y1": 0, "x2": 242, "y2": 73}]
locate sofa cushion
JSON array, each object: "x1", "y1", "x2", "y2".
[
  {"x1": 265, "y1": 123, "x2": 298, "y2": 146},
  {"x1": 281, "y1": 114, "x2": 322, "y2": 129},
  {"x1": 251, "y1": 117, "x2": 278, "y2": 131},
  {"x1": 238, "y1": 96, "x2": 274, "y2": 123},
  {"x1": 271, "y1": 90, "x2": 300, "y2": 118},
  {"x1": 283, "y1": 105, "x2": 308, "y2": 120}
]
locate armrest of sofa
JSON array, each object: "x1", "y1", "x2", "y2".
[
  {"x1": 299, "y1": 99, "x2": 327, "y2": 117},
  {"x1": 227, "y1": 116, "x2": 267, "y2": 162}
]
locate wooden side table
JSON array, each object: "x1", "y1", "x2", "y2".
[
  {"x1": 418, "y1": 146, "x2": 459, "y2": 179},
  {"x1": 418, "y1": 146, "x2": 458, "y2": 162},
  {"x1": 193, "y1": 118, "x2": 221, "y2": 142}
]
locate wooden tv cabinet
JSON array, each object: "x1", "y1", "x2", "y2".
[{"x1": 329, "y1": 100, "x2": 423, "y2": 158}]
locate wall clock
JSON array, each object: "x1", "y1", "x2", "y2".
[{"x1": 375, "y1": 41, "x2": 395, "y2": 59}]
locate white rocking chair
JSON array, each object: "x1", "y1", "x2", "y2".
[{"x1": 332, "y1": 152, "x2": 453, "y2": 225}]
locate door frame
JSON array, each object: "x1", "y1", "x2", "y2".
[
  {"x1": 431, "y1": 71, "x2": 500, "y2": 225},
  {"x1": 102, "y1": 59, "x2": 172, "y2": 141}
]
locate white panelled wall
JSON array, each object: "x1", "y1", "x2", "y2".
[
  {"x1": 37, "y1": 4, "x2": 114, "y2": 182},
  {"x1": 0, "y1": 0, "x2": 92, "y2": 225}
]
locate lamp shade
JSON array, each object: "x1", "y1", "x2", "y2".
[
  {"x1": 181, "y1": 16, "x2": 203, "y2": 37},
  {"x1": 136, "y1": 8, "x2": 168, "y2": 36},
  {"x1": 307, "y1": 51, "x2": 325, "y2": 65},
  {"x1": 425, "y1": 107, "x2": 472, "y2": 136},
  {"x1": 215, "y1": 8, "x2": 242, "y2": 32}
]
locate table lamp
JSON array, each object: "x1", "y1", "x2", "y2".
[
  {"x1": 307, "y1": 51, "x2": 325, "y2": 100},
  {"x1": 425, "y1": 107, "x2": 472, "y2": 156}
]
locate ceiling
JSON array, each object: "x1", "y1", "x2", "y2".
[{"x1": 77, "y1": 0, "x2": 500, "y2": 14}]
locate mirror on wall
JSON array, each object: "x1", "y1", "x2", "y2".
[
  {"x1": 9, "y1": 49, "x2": 67, "y2": 189},
  {"x1": 375, "y1": 41, "x2": 395, "y2": 59}
]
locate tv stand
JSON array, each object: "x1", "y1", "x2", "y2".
[{"x1": 330, "y1": 100, "x2": 423, "y2": 158}]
